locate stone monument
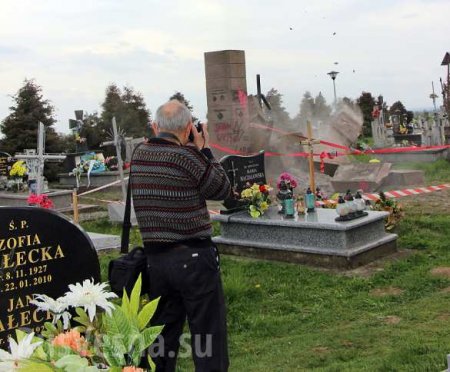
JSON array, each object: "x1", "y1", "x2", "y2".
[
  {"x1": 0, "y1": 206, "x2": 100, "y2": 346},
  {"x1": 204, "y1": 50, "x2": 252, "y2": 155}
]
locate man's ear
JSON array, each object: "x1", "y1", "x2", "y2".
[
  {"x1": 151, "y1": 122, "x2": 159, "y2": 136},
  {"x1": 184, "y1": 121, "x2": 193, "y2": 141}
]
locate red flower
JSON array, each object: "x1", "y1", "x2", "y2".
[
  {"x1": 259, "y1": 185, "x2": 267, "y2": 193},
  {"x1": 27, "y1": 194, "x2": 54, "y2": 209}
]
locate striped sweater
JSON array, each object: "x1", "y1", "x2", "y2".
[{"x1": 131, "y1": 138, "x2": 231, "y2": 244}]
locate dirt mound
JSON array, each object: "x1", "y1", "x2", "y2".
[
  {"x1": 370, "y1": 286, "x2": 404, "y2": 297},
  {"x1": 430, "y1": 267, "x2": 450, "y2": 278}
]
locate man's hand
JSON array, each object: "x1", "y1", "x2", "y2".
[{"x1": 192, "y1": 122, "x2": 210, "y2": 150}]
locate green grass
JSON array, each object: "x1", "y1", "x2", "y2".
[
  {"x1": 91, "y1": 212, "x2": 450, "y2": 371},
  {"x1": 393, "y1": 159, "x2": 450, "y2": 183},
  {"x1": 87, "y1": 172, "x2": 450, "y2": 371}
]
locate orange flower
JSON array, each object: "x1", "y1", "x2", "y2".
[
  {"x1": 52, "y1": 329, "x2": 91, "y2": 357},
  {"x1": 122, "y1": 367, "x2": 145, "y2": 372}
]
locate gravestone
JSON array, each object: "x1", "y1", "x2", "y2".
[
  {"x1": 220, "y1": 151, "x2": 266, "y2": 210},
  {"x1": 0, "y1": 152, "x2": 12, "y2": 177},
  {"x1": 0, "y1": 207, "x2": 100, "y2": 347}
]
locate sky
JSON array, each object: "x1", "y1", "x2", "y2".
[{"x1": 1, "y1": 0, "x2": 449, "y2": 135}]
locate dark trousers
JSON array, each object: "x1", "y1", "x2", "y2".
[{"x1": 145, "y1": 239, "x2": 229, "y2": 372}]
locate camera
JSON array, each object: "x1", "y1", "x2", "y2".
[{"x1": 188, "y1": 120, "x2": 203, "y2": 142}]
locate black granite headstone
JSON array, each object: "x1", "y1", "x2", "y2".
[
  {"x1": 220, "y1": 151, "x2": 266, "y2": 211},
  {"x1": 0, "y1": 207, "x2": 100, "y2": 347},
  {"x1": 0, "y1": 152, "x2": 12, "y2": 178}
]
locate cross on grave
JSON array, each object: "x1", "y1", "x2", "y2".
[
  {"x1": 15, "y1": 122, "x2": 66, "y2": 194},
  {"x1": 100, "y1": 117, "x2": 127, "y2": 202},
  {"x1": 228, "y1": 160, "x2": 239, "y2": 190},
  {"x1": 299, "y1": 121, "x2": 321, "y2": 192}
]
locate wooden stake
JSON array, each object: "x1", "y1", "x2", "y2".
[
  {"x1": 300, "y1": 121, "x2": 320, "y2": 192},
  {"x1": 307, "y1": 121, "x2": 315, "y2": 192},
  {"x1": 72, "y1": 188, "x2": 79, "y2": 224}
]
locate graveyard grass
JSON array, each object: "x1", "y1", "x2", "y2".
[{"x1": 82, "y1": 161, "x2": 450, "y2": 372}]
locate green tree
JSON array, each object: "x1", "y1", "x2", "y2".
[
  {"x1": 78, "y1": 112, "x2": 104, "y2": 150},
  {"x1": 389, "y1": 101, "x2": 411, "y2": 125},
  {"x1": 312, "y1": 92, "x2": 332, "y2": 122},
  {"x1": 169, "y1": 91, "x2": 194, "y2": 112},
  {"x1": 169, "y1": 91, "x2": 198, "y2": 122},
  {"x1": 356, "y1": 92, "x2": 376, "y2": 136},
  {"x1": 295, "y1": 91, "x2": 314, "y2": 125},
  {"x1": 0, "y1": 79, "x2": 62, "y2": 155},
  {"x1": 337, "y1": 96, "x2": 357, "y2": 110},
  {"x1": 100, "y1": 84, "x2": 151, "y2": 139},
  {"x1": 266, "y1": 88, "x2": 291, "y2": 128}
]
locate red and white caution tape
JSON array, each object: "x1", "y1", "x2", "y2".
[{"x1": 362, "y1": 184, "x2": 450, "y2": 201}]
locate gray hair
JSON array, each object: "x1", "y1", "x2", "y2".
[{"x1": 155, "y1": 100, "x2": 192, "y2": 131}]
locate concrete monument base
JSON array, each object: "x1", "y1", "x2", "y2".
[{"x1": 212, "y1": 208, "x2": 397, "y2": 269}]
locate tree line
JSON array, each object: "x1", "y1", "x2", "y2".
[{"x1": 1, "y1": 79, "x2": 419, "y2": 158}]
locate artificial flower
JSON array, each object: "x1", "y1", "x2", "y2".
[
  {"x1": 27, "y1": 194, "x2": 54, "y2": 209},
  {"x1": 63, "y1": 279, "x2": 117, "y2": 322},
  {"x1": 52, "y1": 330, "x2": 91, "y2": 357},
  {"x1": 0, "y1": 332, "x2": 42, "y2": 370},
  {"x1": 241, "y1": 183, "x2": 272, "y2": 218},
  {"x1": 30, "y1": 294, "x2": 71, "y2": 329},
  {"x1": 122, "y1": 367, "x2": 145, "y2": 372},
  {"x1": 277, "y1": 172, "x2": 298, "y2": 189},
  {"x1": 9, "y1": 161, "x2": 27, "y2": 178}
]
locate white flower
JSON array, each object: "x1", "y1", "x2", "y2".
[
  {"x1": 0, "y1": 332, "x2": 42, "y2": 370},
  {"x1": 30, "y1": 294, "x2": 72, "y2": 329},
  {"x1": 64, "y1": 279, "x2": 117, "y2": 322}
]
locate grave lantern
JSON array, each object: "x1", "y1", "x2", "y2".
[{"x1": 305, "y1": 187, "x2": 315, "y2": 213}]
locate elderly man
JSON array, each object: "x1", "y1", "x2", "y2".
[{"x1": 131, "y1": 100, "x2": 231, "y2": 372}]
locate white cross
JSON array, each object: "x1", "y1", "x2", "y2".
[
  {"x1": 100, "y1": 117, "x2": 127, "y2": 202},
  {"x1": 15, "y1": 122, "x2": 66, "y2": 194}
]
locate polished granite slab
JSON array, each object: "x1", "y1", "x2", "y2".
[{"x1": 212, "y1": 207, "x2": 397, "y2": 268}]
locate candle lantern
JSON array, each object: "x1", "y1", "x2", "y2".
[
  {"x1": 296, "y1": 196, "x2": 305, "y2": 215},
  {"x1": 354, "y1": 191, "x2": 366, "y2": 215},
  {"x1": 277, "y1": 180, "x2": 292, "y2": 214},
  {"x1": 336, "y1": 195, "x2": 349, "y2": 220},
  {"x1": 305, "y1": 187, "x2": 315, "y2": 213},
  {"x1": 284, "y1": 197, "x2": 295, "y2": 218}
]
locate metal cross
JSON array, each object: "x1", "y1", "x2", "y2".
[{"x1": 228, "y1": 160, "x2": 239, "y2": 189}]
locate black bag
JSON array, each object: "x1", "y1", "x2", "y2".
[
  {"x1": 108, "y1": 246, "x2": 148, "y2": 296},
  {"x1": 108, "y1": 145, "x2": 149, "y2": 296}
]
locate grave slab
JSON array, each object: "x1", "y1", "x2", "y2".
[
  {"x1": 373, "y1": 148, "x2": 449, "y2": 163},
  {"x1": 0, "y1": 189, "x2": 72, "y2": 210},
  {"x1": 58, "y1": 170, "x2": 129, "y2": 188},
  {"x1": 212, "y1": 208, "x2": 397, "y2": 269},
  {"x1": 107, "y1": 202, "x2": 137, "y2": 226},
  {"x1": 331, "y1": 163, "x2": 392, "y2": 192},
  {"x1": 87, "y1": 231, "x2": 121, "y2": 251},
  {"x1": 381, "y1": 169, "x2": 425, "y2": 188}
]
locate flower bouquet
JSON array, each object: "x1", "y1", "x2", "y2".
[
  {"x1": 240, "y1": 183, "x2": 272, "y2": 218},
  {"x1": 9, "y1": 160, "x2": 27, "y2": 192},
  {"x1": 0, "y1": 276, "x2": 161, "y2": 371},
  {"x1": 276, "y1": 172, "x2": 298, "y2": 190},
  {"x1": 27, "y1": 194, "x2": 54, "y2": 209}
]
